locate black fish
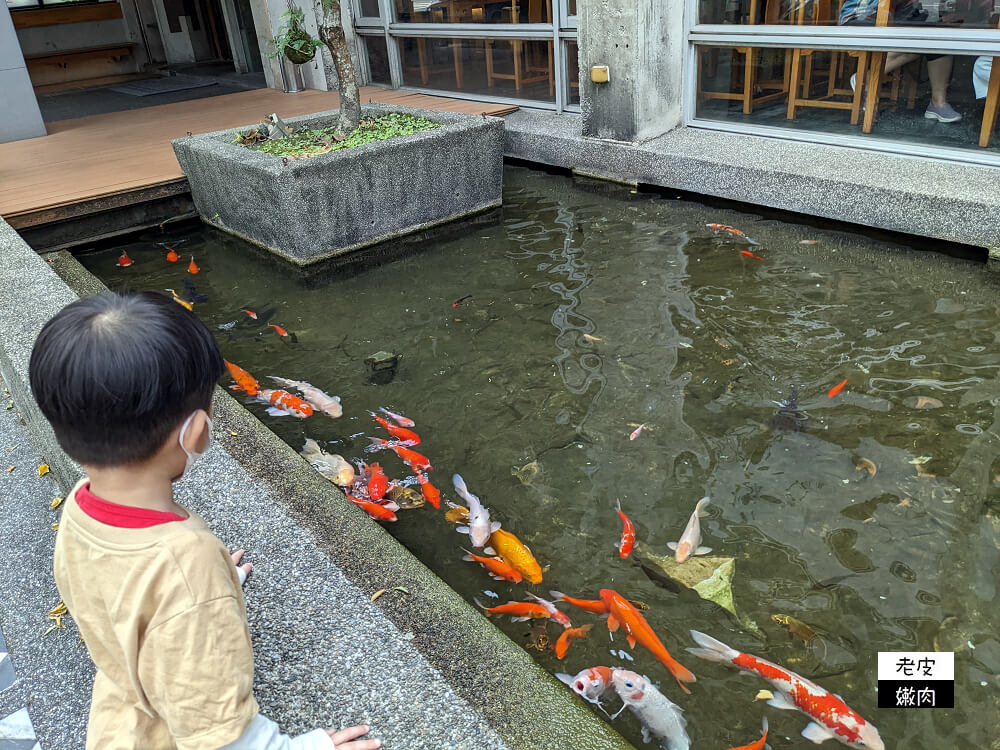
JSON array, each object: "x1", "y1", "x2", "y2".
[
  {"x1": 768, "y1": 387, "x2": 809, "y2": 432},
  {"x1": 182, "y1": 278, "x2": 209, "y2": 303}
]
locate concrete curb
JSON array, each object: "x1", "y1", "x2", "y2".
[
  {"x1": 172, "y1": 104, "x2": 505, "y2": 265},
  {"x1": 0, "y1": 223, "x2": 635, "y2": 749},
  {"x1": 503, "y1": 109, "x2": 1000, "y2": 253}
]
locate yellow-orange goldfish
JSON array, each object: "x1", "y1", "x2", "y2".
[{"x1": 487, "y1": 528, "x2": 542, "y2": 584}]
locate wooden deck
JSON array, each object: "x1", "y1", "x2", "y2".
[{"x1": 0, "y1": 86, "x2": 517, "y2": 228}]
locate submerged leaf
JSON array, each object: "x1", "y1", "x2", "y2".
[{"x1": 855, "y1": 458, "x2": 877, "y2": 477}]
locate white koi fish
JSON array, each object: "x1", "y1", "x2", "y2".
[
  {"x1": 611, "y1": 669, "x2": 690, "y2": 750},
  {"x1": 452, "y1": 473, "x2": 499, "y2": 547},
  {"x1": 687, "y1": 631, "x2": 884, "y2": 749},
  {"x1": 667, "y1": 496, "x2": 712, "y2": 563},
  {"x1": 300, "y1": 439, "x2": 354, "y2": 486},
  {"x1": 270, "y1": 377, "x2": 342, "y2": 418},
  {"x1": 556, "y1": 666, "x2": 613, "y2": 706}
]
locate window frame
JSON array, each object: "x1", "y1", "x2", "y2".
[
  {"x1": 684, "y1": 0, "x2": 1000, "y2": 167},
  {"x1": 354, "y1": 0, "x2": 579, "y2": 112}
]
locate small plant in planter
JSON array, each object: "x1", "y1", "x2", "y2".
[{"x1": 269, "y1": 7, "x2": 321, "y2": 64}]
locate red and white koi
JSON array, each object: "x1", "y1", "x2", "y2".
[
  {"x1": 370, "y1": 412, "x2": 420, "y2": 444},
  {"x1": 379, "y1": 407, "x2": 414, "y2": 427},
  {"x1": 555, "y1": 666, "x2": 613, "y2": 706},
  {"x1": 668, "y1": 496, "x2": 711, "y2": 563},
  {"x1": 629, "y1": 423, "x2": 647, "y2": 441},
  {"x1": 687, "y1": 630, "x2": 884, "y2": 749},
  {"x1": 254, "y1": 389, "x2": 313, "y2": 418},
  {"x1": 616, "y1": 499, "x2": 635, "y2": 558},
  {"x1": 270, "y1": 377, "x2": 342, "y2": 418},
  {"x1": 526, "y1": 592, "x2": 571, "y2": 628}
]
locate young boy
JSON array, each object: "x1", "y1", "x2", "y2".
[{"x1": 29, "y1": 291, "x2": 380, "y2": 750}]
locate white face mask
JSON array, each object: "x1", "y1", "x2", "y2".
[{"x1": 178, "y1": 411, "x2": 213, "y2": 476}]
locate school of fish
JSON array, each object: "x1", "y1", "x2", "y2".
[{"x1": 117, "y1": 240, "x2": 887, "y2": 749}]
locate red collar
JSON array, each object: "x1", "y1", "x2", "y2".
[{"x1": 76, "y1": 482, "x2": 187, "y2": 528}]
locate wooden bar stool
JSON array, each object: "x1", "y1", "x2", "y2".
[
  {"x1": 697, "y1": 0, "x2": 789, "y2": 115},
  {"x1": 485, "y1": 0, "x2": 553, "y2": 96}
]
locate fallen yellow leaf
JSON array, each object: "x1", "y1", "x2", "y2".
[
  {"x1": 51, "y1": 496, "x2": 63, "y2": 509},
  {"x1": 38, "y1": 464, "x2": 50, "y2": 477},
  {"x1": 7, "y1": 465, "x2": 13, "y2": 473},
  {"x1": 755, "y1": 689, "x2": 774, "y2": 701},
  {"x1": 52, "y1": 522, "x2": 59, "y2": 531},
  {"x1": 370, "y1": 589, "x2": 387, "y2": 602},
  {"x1": 229, "y1": 431, "x2": 240, "y2": 437}
]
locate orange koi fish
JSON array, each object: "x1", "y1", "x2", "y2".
[
  {"x1": 727, "y1": 717, "x2": 768, "y2": 750},
  {"x1": 486, "y1": 529, "x2": 542, "y2": 584},
  {"x1": 369, "y1": 438, "x2": 432, "y2": 470},
  {"x1": 269, "y1": 324, "x2": 289, "y2": 337},
  {"x1": 348, "y1": 494, "x2": 397, "y2": 522},
  {"x1": 828, "y1": 378, "x2": 849, "y2": 398},
  {"x1": 371, "y1": 412, "x2": 421, "y2": 445},
  {"x1": 187, "y1": 257, "x2": 199, "y2": 274},
  {"x1": 166, "y1": 247, "x2": 180, "y2": 262},
  {"x1": 600, "y1": 588, "x2": 696, "y2": 694},
  {"x1": 415, "y1": 470, "x2": 441, "y2": 509},
  {"x1": 225, "y1": 359, "x2": 260, "y2": 396},
  {"x1": 116, "y1": 252, "x2": 134, "y2": 267},
  {"x1": 740, "y1": 250, "x2": 765, "y2": 261},
  {"x1": 549, "y1": 590, "x2": 608, "y2": 615},
  {"x1": 255, "y1": 389, "x2": 313, "y2": 418},
  {"x1": 366, "y1": 462, "x2": 389, "y2": 502},
  {"x1": 379, "y1": 407, "x2": 414, "y2": 427},
  {"x1": 461, "y1": 548, "x2": 523, "y2": 583},
  {"x1": 689, "y1": 631, "x2": 884, "y2": 749},
  {"x1": 243, "y1": 309, "x2": 257, "y2": 319},
  {"x1": 616, "y1": 499, "x2": 635, "y2": 559},
  {"x1": 165, "y1": 289, "x2": 193, "y2": 311},
  {"x1": 706, "y1": 223, "x2": 746, "y2": 237},
  {"x1": 554, "y1": 624, "x2": 593, "y2": 659},
  {"x1": 527, "y1": 593, "x2": 571, "y2": 628},
  {"x1": 474, "y1": 599, "x2": 556, "y2": 622}
]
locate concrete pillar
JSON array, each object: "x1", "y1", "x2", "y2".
[
  {"x1": 578, "y1": 0, "x2": 684, "y2": 143},
  {"x1": 0, "y1": 5, "x2": 46, "y2": 143}
]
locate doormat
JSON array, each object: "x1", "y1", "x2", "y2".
[{"x1": 108, "y1": 76, "x2": 218, "y2": 96}]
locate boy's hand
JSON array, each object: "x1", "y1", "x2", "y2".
[
  {"x1": 326, "y1": 724, "x2": 381, "y2": 749},
  {"x1": 230, "y1": 549, "x2": 253, "y2": 586}
]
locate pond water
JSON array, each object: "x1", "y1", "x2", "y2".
[{"x1": 82, "y1": 165, "x2": 1000, "y2": 750}]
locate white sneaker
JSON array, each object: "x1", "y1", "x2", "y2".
[{"x1": 850, "y1": 73, "x2": 856, "y2": 92}]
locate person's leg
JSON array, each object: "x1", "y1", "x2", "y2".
[
  {"x1": 884, "y1": 52, "x2": 920, "y2": 74},
  {"x1": 926, "y1": 55, "x2": 954, "y2": 108}
]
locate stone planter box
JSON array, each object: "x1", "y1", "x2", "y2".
[{"x1": 172, "y1": 104, "x2": 504, "y2": 264}]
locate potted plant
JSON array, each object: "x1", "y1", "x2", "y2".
[{"x1": 270, "y1": 7, "x2": 321, "y2": 64}]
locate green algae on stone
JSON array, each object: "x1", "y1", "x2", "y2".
[{"x1": 633, "y1": 541, "x2": 763, "y2": 637}]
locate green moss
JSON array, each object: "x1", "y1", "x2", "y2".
[{"x1": 242, "y1": 113, "x2": 440, "y2": 158}]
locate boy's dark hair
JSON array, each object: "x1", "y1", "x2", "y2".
[{"x1": 29, "y1": 291, "x2": 225, "y2": 467}]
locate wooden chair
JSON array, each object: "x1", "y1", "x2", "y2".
[
  {"x1": 978, "y1": 18, "x2": 1000, "y2": 147},
  {"x1": 485, "y1": 0, "x2": 554, "y2": 95},
  {"x1": 697, "y1": 0, "x2": 789, "y2": 115}
]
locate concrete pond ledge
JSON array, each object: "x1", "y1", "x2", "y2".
[
  {"x1": 173, "y1": 103, "x2": 505, "y2": 265},
  {"x1": 503, "y1": 109, "x2": 1000, "y2": 253},
  {"x1": 0, "y1": 221, "x2": 635, "y2": 749}
]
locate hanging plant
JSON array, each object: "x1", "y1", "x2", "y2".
[{"x1": 269, "y1": 7, "x2": 321, "y2": 64}]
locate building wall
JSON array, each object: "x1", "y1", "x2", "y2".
[{"x1": 0, "y1": 4, "x2": 45, "y2": 142}]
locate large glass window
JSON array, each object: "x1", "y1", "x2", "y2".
[
  {"x1": 401, "y1": 37, "x2": 556, "y2": 101},
  {"x1": 358, "y1": 0, "x2": 381, "y2": 16},
  {"x1": 394, "y1": 0, "x2": 552, "y2": 23},
  {"x1": 696, "y1": 45, "x2": 999, "y2": 153},
  {"x1": 363, "y1": 35, "x2": 392, "y2": 85},
  {"x1": 689, "y1": 0, "x2": 1000, "y2": 161},
  {"x1": 698, "y1": 0, "x2": 1000, "y2": 28}
]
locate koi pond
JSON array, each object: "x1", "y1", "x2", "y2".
[{"x1": 83, "y1": 165, "x2": 999, "y2": 750}]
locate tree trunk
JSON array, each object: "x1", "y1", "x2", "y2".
[{"x1": 316, "y1": 0, "x2": 361, "y2": 135}]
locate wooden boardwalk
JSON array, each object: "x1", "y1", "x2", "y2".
[{"x1": 0, "y1": 86, "x2": 516, "y2": 228}]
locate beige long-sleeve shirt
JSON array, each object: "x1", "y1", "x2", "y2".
[{"x1": 54, "y1": 480, "x2": 259, "y2": 750}]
